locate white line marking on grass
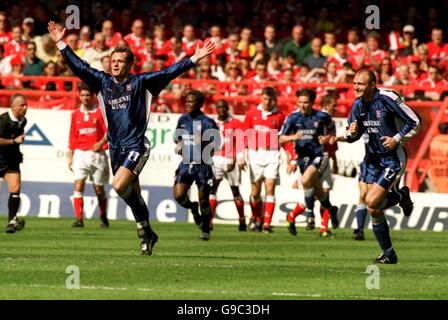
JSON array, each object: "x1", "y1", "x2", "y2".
[
  {"x1": 20, "y1": 284, "x2": 322, "y2": 297},
  {"x1": 272, "y1": 292, "x2": 322, "y2": 297}
]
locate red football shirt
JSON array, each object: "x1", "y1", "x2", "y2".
[
  {"x1": 69, "y1": 106, "x2": 108, "y2": 151},
  {"x1": 242, "y1": 105, "x2": 285, "y2": 151},
  {"x1": 215, "y1": 116, "x2": 244, "y2": 159}
]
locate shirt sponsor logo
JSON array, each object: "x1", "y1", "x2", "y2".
[{"x1": 108, "y1": 95, "x2": 130, "y2": 110}]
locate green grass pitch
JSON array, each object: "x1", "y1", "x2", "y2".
[{"x1": 1, "y1": 217, "x2": 447, "y2": 300}]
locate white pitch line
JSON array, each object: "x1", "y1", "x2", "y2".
[{"x1": 19, "y1": 284, "x2": 322, "y2": 297}]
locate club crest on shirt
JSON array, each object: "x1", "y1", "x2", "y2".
[
  {"x1": 376, "y1": 110, "x2": 382, "y2": 119},
  {"x1": 126, "y1": 84, "x2": 132, "y2": 92},
  {"x1": 314, "y1": 121, "x2": 319, "y2": 128}
]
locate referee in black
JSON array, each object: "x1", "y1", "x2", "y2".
[{"x1": 0, "y1": 93, "x2": 27, "y2": 233}]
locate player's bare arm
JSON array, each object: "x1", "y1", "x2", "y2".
[{"x1": 279, "y1": 131, "x2": 303, "y2": 144}]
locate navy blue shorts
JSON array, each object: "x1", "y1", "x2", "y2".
[
  {"x1": 109, "y1": 147, "x2": 150, "y2": 176},
  {"x1": 359, "y1": 147, "x2": 407, "y2": 190},
  {"x1": 298, "y1": 154, "x2": 328, "y2": 175},
  {"x1": 175, "y1": 163, "x2": 214, "y2": 193}
]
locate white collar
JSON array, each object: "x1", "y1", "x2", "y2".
[
  {"x1": 8, "y1": 109, "x2": 25, "y2": 125},
  {"x1": 257, "y1": 104, "x2": 277, "y2": 116},
  {"x1": 80, "y1": 104, "x2": 96, "y2": 113}
]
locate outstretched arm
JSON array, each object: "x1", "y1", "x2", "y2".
[
  {"x1": 140, "y1": 40, "x2": 215, "y2": 96},
  {"x1": 48, "y1": 21, "x2": 106, "y2": 92}
]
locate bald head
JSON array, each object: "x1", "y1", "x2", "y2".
[{"x1": 353, "y1": 69, "x2": 377, "y2": 101}]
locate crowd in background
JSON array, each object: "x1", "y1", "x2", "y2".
[{"x1": 0, "y1": 0, "x2": 448, "y2": 114}]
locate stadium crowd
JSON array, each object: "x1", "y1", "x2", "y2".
[{"x1": 0, "y1": 0, "x2": 448, "y2": 114}]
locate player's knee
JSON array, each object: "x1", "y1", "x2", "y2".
[
  {"x1": 113, "y1": 182, "x2": 132, "y2": 199},
  {"x1": 365, "y1": 195, "x2": 381, "y2": 210},
  {"x1": 173, "y1": 191, "x2": 185, "y2": 203}
]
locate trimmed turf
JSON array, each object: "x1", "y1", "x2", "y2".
[{"x1": 0, "y1": 217, "x2": 447, "y2": 300}]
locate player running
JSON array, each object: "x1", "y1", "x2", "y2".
[
  {"x1": 48, "y1": 21, "x2": 215, "y2": 255},
  {"x1": 173, "y1": 90, "x2": 220, "y2": 241},
  {"x1": 279, "y1": 89, "x2": 338, "y2": 237},
  {"x1": 345, "y1": 69, "x2": 421, "y2": 264}
]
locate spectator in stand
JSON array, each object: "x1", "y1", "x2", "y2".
[
  {"x1": 401, "y1": 25, "x2": 418, "y2": 57},
  {"x1": 23, "y1": 41, "x2": 44, "y2": 76},
  {"x1": 78, "y1": 26, "x2": 93, "y2": 52},
  {"x1": 238, "y1": 27, "x2": 255, "y2": 59},
  {"x1": 101, "y1": 55, "x2": 111, "y2": 74},
  {"x1": 82, "y1": 33, "x2": 113, "y2": 71},
  {"x1": 251, "y1": 60, "x2": 272, "y2": 95},
  {"x1": 3, "y1": 55, "x2": 23, "y2": 89},
  {"x1": 415, "y1": 43, "x2": 430, "y2": 72},
  {"x1": 379, "y1": 58, "x2": 396, "y2": 85},
  {"x1": 327, "y1": 43, "x2": 358, "y2": 71},
  {"x1": 169, "y1": 36, "x2": 187, "y2": 64},
  {"x1": 101, "y1": 20, "x2": 122, "y2": 49},
  {"x1": 207, "y1": 25, "x2": 225, "y2": 58},
  {"x1": 360, "y1": 32, "x2": 387, "y2": 71},
  {"x1": 282, "y1": 52, "x2": 299, "y2": 75},
  {"x1": 32, "y1": 61, "x2": 64, "y2": 93},
  {"x1": 408, "y1": 57, "x2": 426, "y2": 82},
  {"x1": 394, "y1": 65, "x2": 416, "y2": 99},
  {"x1": 64, "y1": 34, "x2": 83, "y2": 58},
  {"x1": 21, "y1": 18, "x2": 36, "y2": 43},
  {"x1": 0, "y1": 12, "x2": 11, "y2": 46},
  {"x1": 321, "y1": 32, "x2": 336, "y2": 57},
  {"x1": 182, "y1": 24, "x2": 202, "y2": 57},
  {"x1": 224, "y1": 33, "x2": 241, "y2": 63},
  {"x1": 264, "y1": 24, "x2": 281, "y2": 56},
  {"x1": 419, "y1": 65, "x2": 448, "y2": 101},
  {"x1": 296, "y1": 63, "x2": 311, "y2": 83},
  {"x1": 224, "y1": 61, "x2": 242, "y2": 97},
  {"x1": 136, "y1": 36, "x2": 155, "y2": 73},
  {"x1": 124, "y1": 19, "x2": 145, "y2": 54},
  {"x1": 325, "y1": 61, "x2": 341, "y2": 83},
  {"x1": 279, "y1": 68, "x2": 296, "y2": 111},
  {"x1": 267, "y1": 53, "x2": 282, "y2": 80},
  {"x1": 304, "y1": 37, "x2": 326, "y2": 70},
  {"x1": 426, "y1": 27, "x2": 448, "y2": 64},
  {"x1": 346, "y1": 28, "x2": 365, "y2": 69},
  {"x1": 251, "y1": 40, "x2": 267, "y2": 70},
  {"x1": 153, "y1": 24, "x2": 171, "y2": 56},
  {"x1": 193, "y1": 63, "x2": 218, "y2": 112},
  {"x1": 283, "y1": 25, "x2": 311, "y2": 65},
  {"x1": 4, "y1": 25, "x2": 26, "y2": 57}
]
